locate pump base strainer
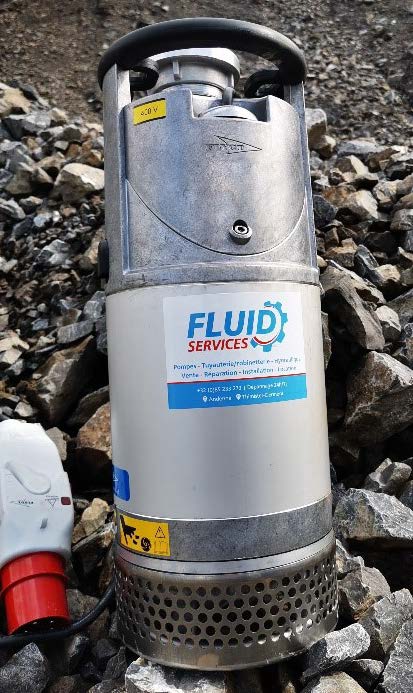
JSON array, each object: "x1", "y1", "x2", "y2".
[{"x1": 115, "y1": 533, "x2": 337, "y2": 670}]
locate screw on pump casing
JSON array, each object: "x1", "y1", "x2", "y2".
[{"x1": 230, "y1": 220, "x2": 252, "y2": 244}]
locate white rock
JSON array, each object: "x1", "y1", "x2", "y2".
[
  {"x1": 125, "y1": 658, "x2": 228, "y2": 693},
  {"x1": 54, "y1": 163, "x2": 104, "y2": 202}
]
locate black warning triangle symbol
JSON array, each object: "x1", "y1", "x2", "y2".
[
  {"x1": 47, "y1": 498, "x2": 57, "y2": 508},
  {"x1": 155, "y1": 526, "x2": 166, "y2": 539}
]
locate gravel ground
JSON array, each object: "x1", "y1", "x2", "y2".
[{"x1": 0, "y1": 0, "x2": 412, "y2": 142}]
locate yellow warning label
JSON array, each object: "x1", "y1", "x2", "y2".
[
  {"x1": 118, "y1": 512, "x2": 170, "y2": 556},
  {"x1": 133, "y1": 99, "x2": 166, "y2": 125}
]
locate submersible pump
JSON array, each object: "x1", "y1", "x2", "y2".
[{"x1": 98, "y1": 17, "x2": 338, "y2": 670}]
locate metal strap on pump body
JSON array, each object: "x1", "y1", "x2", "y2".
[{"x1": 97, "y1": 17, "x2": 307, "y2": 88}]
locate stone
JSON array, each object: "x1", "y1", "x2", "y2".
[
  {"x1": 46, "y1": 426, "x2": 67, "y2": 461},
  {"x1": 67, "y1": 386, "x2": 110, "y2": 427},
  {"x1": 335, "y1": 539, "x2": 364, "y2": 579},
  {"x1": 338, "y1": 139, "x2": 381, "y2": 161},
  {"x1": 378, "y1": 620, "x2": 413, "y2": 693},
  {"x1": 338, "y1": 565, "x2": 390, "y2": 620},
  {"x1": 72, "y1": 522, "x2": 115, "y2": 576},
  {"x1": 316, "y1": 134, "x2": 336, "y2": 159},
  {"x1": 54, "y1": 163, "x2": 105, "y2": 202},
  {"x1": 0, "y1": 197, "x2": 25, "y2": 220},
  {"x1": 338, "y1": 189, "x2": 379, "y2": 223},
  {"x1": 390, "y1": 209, "x2": 413, "y2": 232},
  {"x1": 375, "y1": 306, "x2": 402, "y2": 341},
  {"x1": 334, "y1": 489, "x2": 413, "y2": 547},
  {"x1": 344, "y1": 352, "x2": 413, "y2": 446},
  {"x1": 4, "y1": 111, "x2": 51, "y2": 138},
  {"x1": 336, "y1": 155, "x2": 369, "y2": 178},
  {"x1": 344, "y1": 659, "x2": 384, "y2": 691},
  {"x1": 388, "y1": 288, "x2": 413, "y2": 327},
  {"x1": 313, "y1": 194, "x2": 337, "y2": 227},
  {"x1": 61, "y1": 633, "x2": 90, "y2": 674},
  {"x1": 49, "y1": 107, "x2": 69, "y2": 125},
  {"x1": 0, "y1": 81, "x2": 31, "y2": 117},
  {"x1": 358, "y1": 590, "x2": 413, "y2": 659},
  {"x1": 14, "y1": 400, "x2": 35, "y2": 418},
  {"x1": 83, "y1": 291, "x2": 105, "y2": 321},
  {"x1": 325, "y1": 264, "x2": 385, "y2": 305},
  {"x1": 325, "y1": 239, "x2": 358, "y2": 270},
  {"x1": 321, "y1": 311, "x2": 331, "y2": 368},
  {"x1": 91, "y1": 639, "x2": 119, "y2": 672},
  {"x1": 306, "y1": 108, "x2": 327, "y2": 149},
  {"x1": 399, "y1": 480, "x2": 413, "y2": 510},
  {"x1": 363, "y1": 458, "x2": 411, "y2": 494},
  {"x1": 385, "y1": 152, "x2": 413, "y2": 180},
  {"x1": 102, "y1": 646, "x2": 128, "y2": 682},
  {"x1": 301, "y1": 672, "x2": 367, "y2": 693},
  {"x1": 36, "y1": 239, "x2": 71, "y2": 267},
  {"x1": 301, "y1": 623, "x2": 370, "y2": 683},
  {"x1": 57, "y1": 319, "x2": 94, "y2": 345},
  {"x1": 125, "y1": 658, "x2": 228, "y2": 693},
  {"x1": 321, "y1": 270, "x2": 385, "y2": 350},
  {"x1": 372, "y1": 180, "x2": 398, "y2": 210},
  {"x1": 26, "y1": 336, "x2": 96, "y2": 425},
  {"x1": 67, "y1": 589, "x2": 109, "y2": 641},
  {"x1": 72, "y1": 497, "x2": 110, "y2": 542},
  {"x1": 77, "y1": 402, "x2": 111, "y2": 473},
  {"x1": 0, "y1": 643, "x2": 50, "y2": 692}
]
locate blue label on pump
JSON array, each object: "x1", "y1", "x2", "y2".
[{"x1": 113, "y1": 465, "x2": 130, "y2": 501}]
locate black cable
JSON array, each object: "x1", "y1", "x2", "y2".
[{"x1": 0, "y1": 579, "x2": 115, "y2": 648}]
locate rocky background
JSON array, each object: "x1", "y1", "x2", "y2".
[{"x1": 0, "y1": 8, "x2": 413, "y2": 692}]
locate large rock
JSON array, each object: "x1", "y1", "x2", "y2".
[
  {"x1": 323, "y1": 264, "x2": 385, "y2": 305},
  {"x1": 399, "y1": 480, "x2": 413, "y2": 511},
  {"x1": 0, "y1": 81, "x2": 31, "y2": 117},
  {"x1": 0, "y1": 643, "x2": 49, "y2": 693},
  {"x1": 27, "y1": 336, "x2": 96, "y2": 425},
  {"x1": 72, "y1": 497, "x2": 110, "y2": 543},
  {"x1": 344, "y1": 352, "x2": 413, "y2": 445},
  {"x1": 344, "y1": 659, "x2": 384, "y2": 691},
  {"x1": 54, "y1": 163, "x2": 104, "y2": 202},
  {"x1": 338, "y1": 189, "x2": 379, "y2": 223},
  {"x1": 321, "y1": 269, "x2": 385, "y2": 350},
  {"x1": 67, "y1": 386, "x2": 109, "y2": 427},
  {"x1": 363, "y1": 459, "x2": 411, "y2": 495},
  {"x1": 358, "y1": 590, "x2": 413, "y2": 659},
  {"x1": 388, "y1": 289, "x2": 413, "y2": 327},
  {"x1": 338, "y1": 564, "x2": 390, "y2": 620},
  {"x1": 375, "y1": 306, "x2": 401, "y2": 342},
  {"x1": 77, "y1": 402, "x2": 111, "y2": 475},
  {"x1": 335, "y1": 539, "x2": 364, "y2": 579},
  {"x1": 301, "y1": 623, "x2": 370, "y2": 683},
  {"x1": 378, "y1": 620, "x2": 413, "y2": 693},
  {"x1": 334, "y1": 489, "x2": 413, "y2": 547},
  {"x1": 125, "y1": 658, "x2": 228, "y2": 693},
  {"x1": 306, "y1": 108, "x2": 327, "y2": 149},
  {"x1": 301, "y1": 672, "x2": 367, "y2": 693},
  {"x1": 67, "y1": 589, "x2": 109, "y2": 642}
]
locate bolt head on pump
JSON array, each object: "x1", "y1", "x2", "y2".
[{"x1": 0, "y1": 420, "x2": 73, "y2": 633}]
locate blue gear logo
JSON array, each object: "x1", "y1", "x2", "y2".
[{"x1": 250, "y1": 300, "x2": 288, "y2": 352}]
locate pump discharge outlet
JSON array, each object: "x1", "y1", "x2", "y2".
[{"x1": 98, "y1": 17, "x2": 338, "y2": 670}]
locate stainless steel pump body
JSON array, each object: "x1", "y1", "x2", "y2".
[{"x1": 102, "y1": 41, "x2": 337, "y2": 670}]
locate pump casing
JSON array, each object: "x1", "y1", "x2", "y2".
[{"x1": 100, "y1": 22, "x2": 337, "y2": 670}]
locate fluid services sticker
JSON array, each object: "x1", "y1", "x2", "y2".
[{"x1": 163, "y1": 292, "x2": 307, "y2": 410}]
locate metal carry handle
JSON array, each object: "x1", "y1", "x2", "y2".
[{"x1": 97, "y1": 17, "x2": 306, "y2": 88}]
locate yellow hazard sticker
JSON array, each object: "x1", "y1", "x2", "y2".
[
  {"x1": 133, "y1": 99, "x2": 166, "y2": 125},
  {"x1": 118, "y1": 512, "x2": 171, "y2": 557}
]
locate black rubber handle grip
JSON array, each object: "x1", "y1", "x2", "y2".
[{"x1": 97, "y1": 17, "x2": 306, "y2": 88}]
